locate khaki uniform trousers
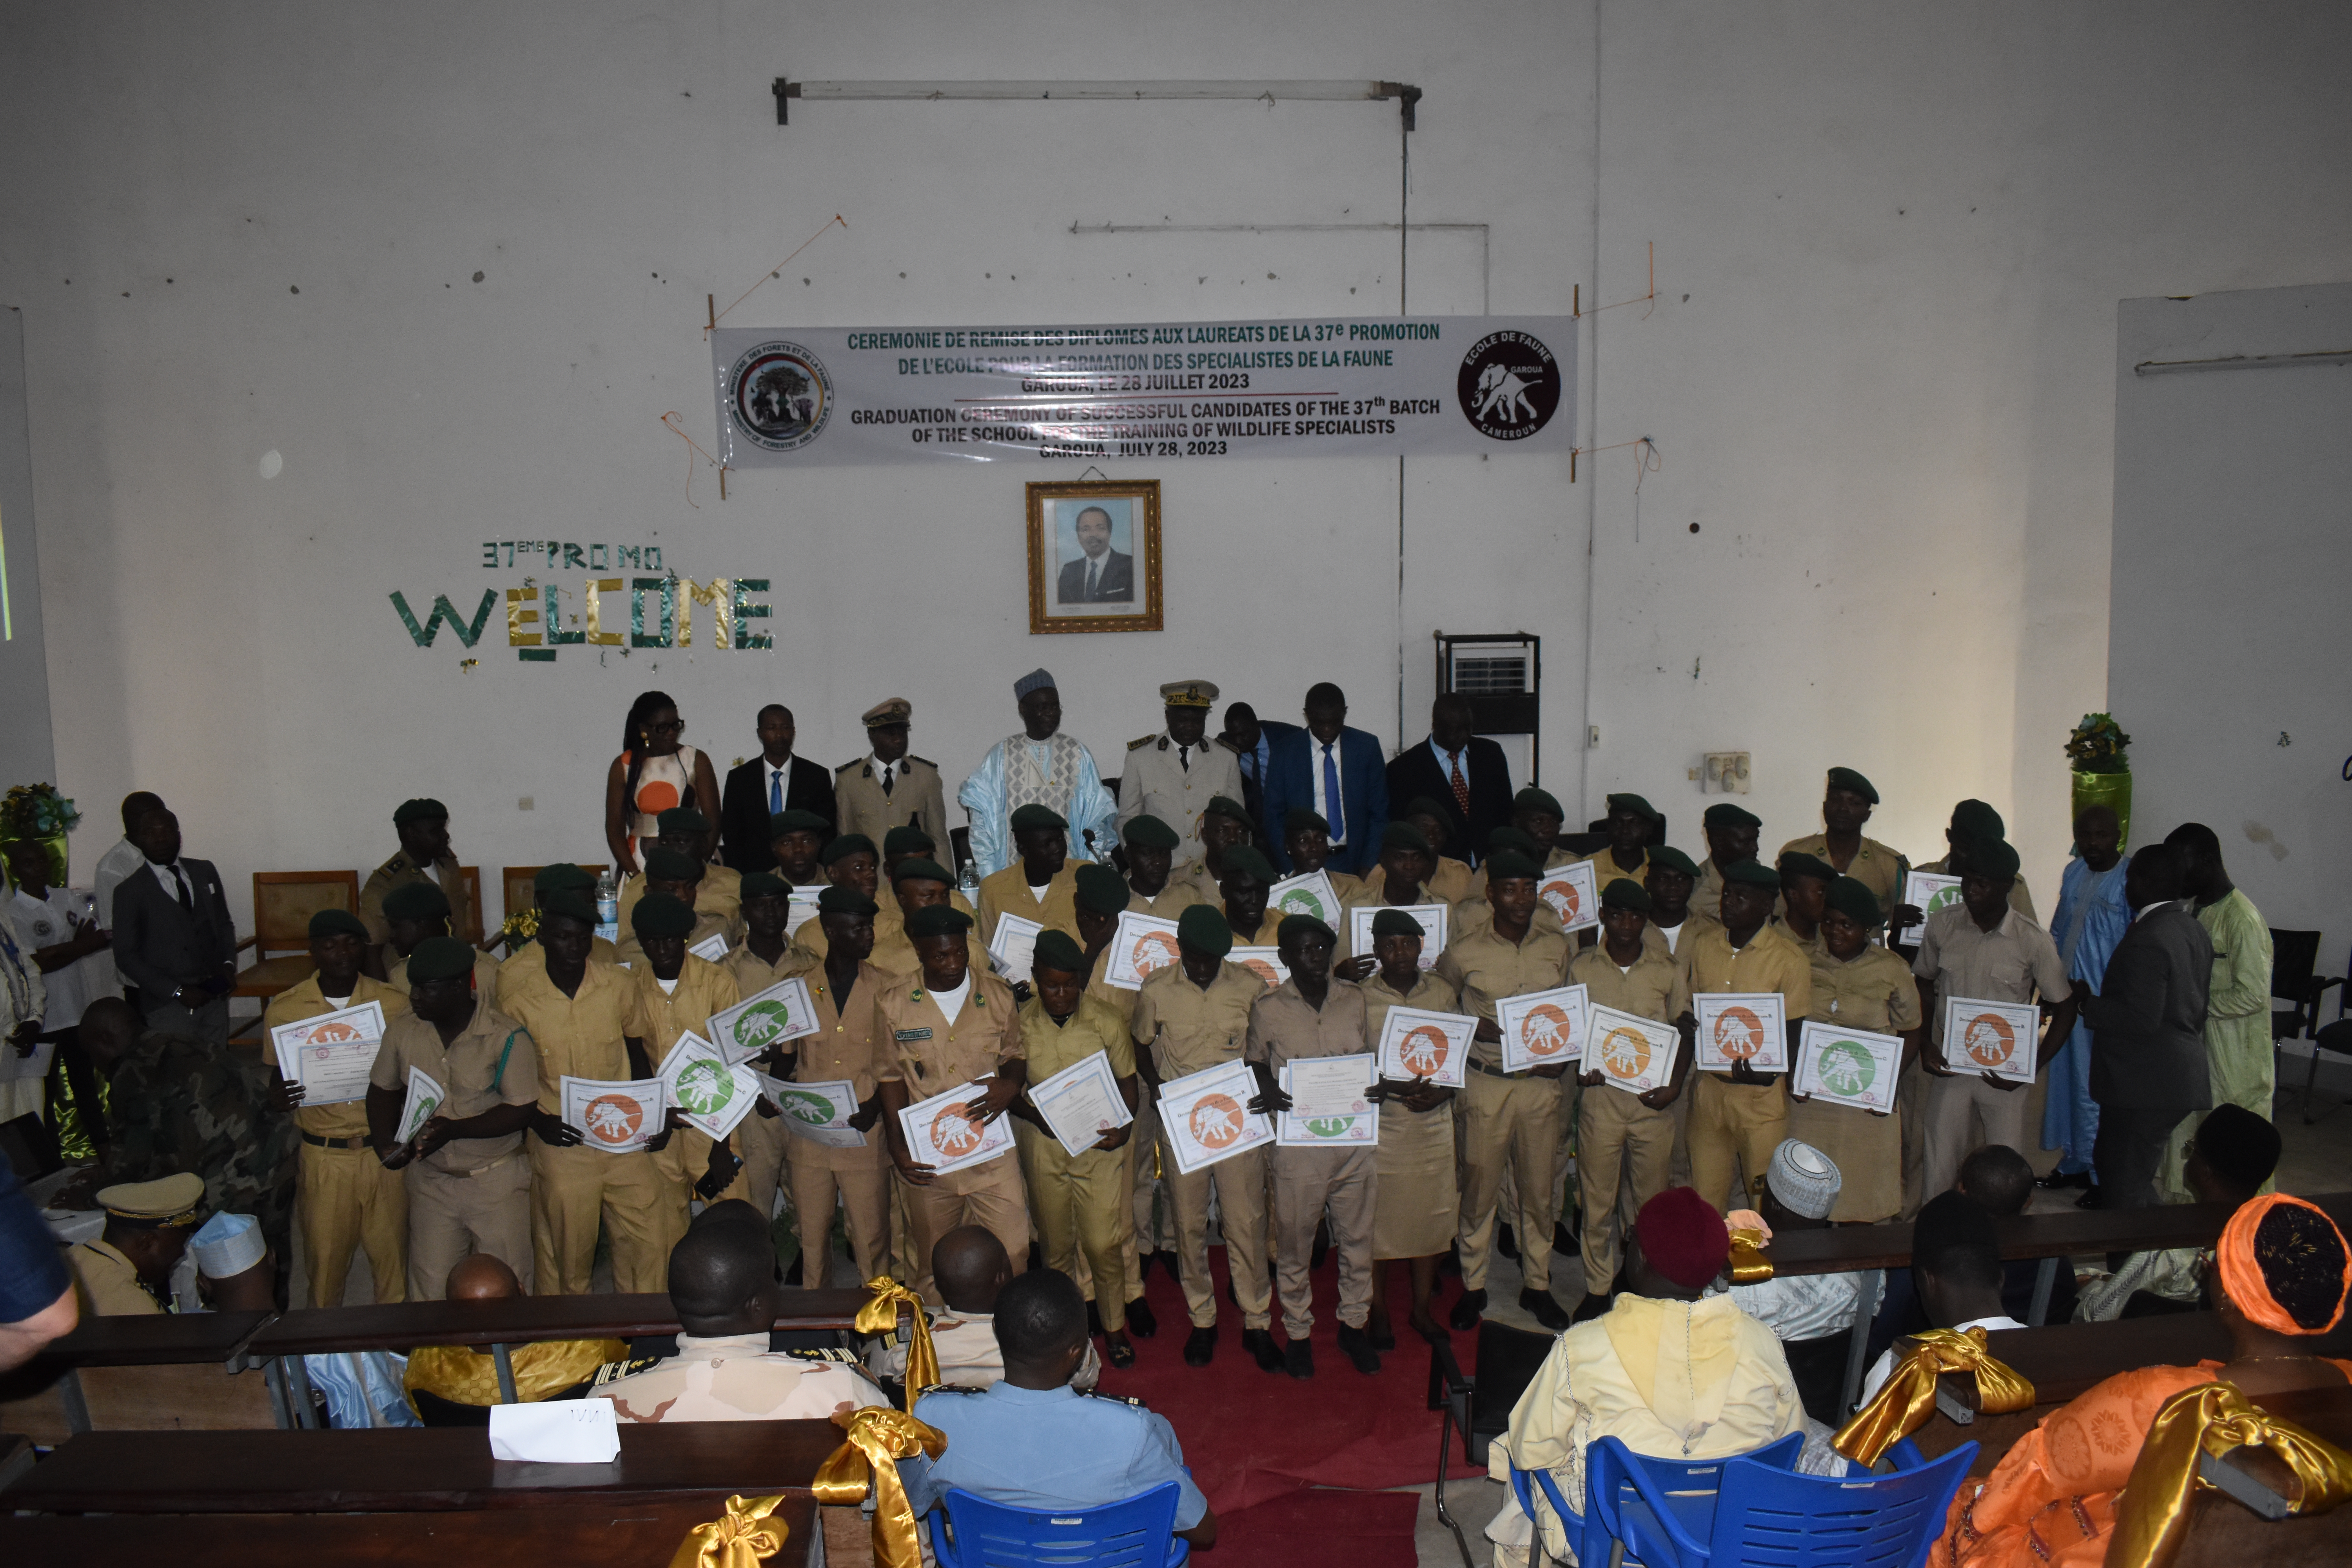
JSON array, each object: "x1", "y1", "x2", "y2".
[
  {"x1": 1165, "y1": 1139, "x2": 1272, "y2": 1330},
  {"x1": 1272, "y1": 1144, "x2": 1376, "y2": 1339},
  {"x1": 1015, "y1": 1121, "x2": 1136, "y2": 1333},
  {"x1": 298, "y1": 1141, "x2": 409, "y2": 1308},
  {"x1": 736, "y1": 1110, "x2": 790, "y2": 1224},
  {"x1": 1577, "y1": 1085, "x2": 1675, "y2": 1298},
  {"x1": 530, "y1": 1138, "x2": 674, "y2": 1295},
  {"x1": 405, "y1": 1154, "x2": 532, "y2": 1301},
  {"x1": 1129, "y1": 1096, "x2": 1175, "y2": 1256},
  {"x1": 1898, "y1": 1058, "x2": 1930, "y2": 1217},
  {"x1": 1686, "y1": 1074, "x2": 1788, "y2": 1215},
  {"x1": 1456, "y1": 1067, "x2": 1568, "y2": 1294},
  {"x1": 899, "y1": 1151, "x2": 1029, "y2": 1306},
  {"x1": 1922, "y1": 1072, "x2": 2031, "y2": 1201},
  {"x1": 787, "y1": 1140, "x2": 892, "y2": 1289}
]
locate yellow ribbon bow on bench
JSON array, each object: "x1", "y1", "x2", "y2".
[
  {"x1": 812, "y1": 1404, "x2": 950, "y2": 1568},
  {"x1": 1831, "y1": 1325, "x2": 2035, "y2": 1466},
  {"x1": 667, "y1": 1493, "x2": 789, "y2": 1568},
  {"x1": 856, "y1": 1274, "x2": 938, "y2": 1408},
  {"x1": 2110, "y1": 1379, "x2": 2352, "y2": 1568}
]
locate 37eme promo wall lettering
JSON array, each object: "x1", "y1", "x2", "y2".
[{"x1": 389, "y1": 542, "x2": 772, "y2": 664}]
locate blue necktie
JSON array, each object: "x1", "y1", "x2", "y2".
[
  {"x1": 769, "y1": 769, "x2": 783, "y2": 814},
  {"x1": 1322, "y1": 743, "x2": 1342, "y2": 841}
]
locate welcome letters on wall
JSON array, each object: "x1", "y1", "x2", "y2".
[{"x1": 388, "y1": 539, "x2": 771, "y2": 664}]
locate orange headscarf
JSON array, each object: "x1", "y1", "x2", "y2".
[{"x1": 2216, "y1": 1194, "x2": 2351, "y2": 1336}]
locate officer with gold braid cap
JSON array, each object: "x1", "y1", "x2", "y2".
[
  {"x1": 69, "y1": 1172, "x2": 205, "y2": 1315},
  {"x1": 1121, "y1": 680, "x2": 1245, "y2": 865}
]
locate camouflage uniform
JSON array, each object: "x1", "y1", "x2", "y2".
[{"x1": 103, "y1": 1030, "x2": 300, "y2": 1264}]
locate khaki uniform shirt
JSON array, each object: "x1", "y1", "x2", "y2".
[
  {"x1": 1359, "y1": 969, "x2": 1463, "y2": 1051},
  {"x1": 871, "y1": 966, "x2": 1022, "y2": 1094},
  {"x1": 1174, "y1": 857, "x2": 1233, "y2": 907},
  {"x1": 978, "y1": 861, "x2": 1089, "y2": 948},
  {"x1": 794, "y1": 959, "x2": 888, "y2": 1102},
  {"x1": 1642, "y1": 910, "x2": 1723, "y2": 971},
  {"x1": 863, "y1": 922, "x2": 993, "y2": 987},
  {"x1": 795, "y1": 887, "x2": 975, "y2": 964},
  {"x1": 495, "y1": 935, "x2": 620, "y2": 1005},
  {"x1": 1773, "y1": 920, "x2": 1826, "y2": 961},
  {"x1": 1246, "y1": 977, "x2": 1372, "y2": 1075},
  {"x1": 621, "y1": 955, "x2": 740, "y2": 1067},
  {"x1": 367, "y1": 1000, "x2": 538, "y2": 1172},
  {"x1": 615, "y1": 909, "x2": 735, "y2": 969},
  {"x1": 834, "y1": 754, "x2": 949, "y2": 849},
  {"x1": 382, "y1": 946, "x2": 504, "y2": 1001},
  {"x1": 262, "y1": 973, "x2": 413, "y2": 1139},
  {"x1": 1808, "y1": 944, "x2": 1924, "y2": 1035},
  {"x1": 1915, "y1": 854, "x2": 2038, "y2": 923},
  {"x1": 496, "y1": 957, "x2": 637, "y2": 1114},
  {"x1": 1434, "y1": 921, "x2": 1573, "y2": 1069},
  {"x1": 1228, "y1": 907, "x2": 1287, "y2": 948},
  {"x1": 1019, "y1": 991, "x2": 1137, "y2": 1083},
  {"x1": 1576, "y1": 848, "x2": 1654, "y2": 898},
  {"x1": 1569, "y1": 942, "x2": 1691, "y2": 1027},
  {"x1": 1130, "y1": 960, "x2": 1263, "y2": 1079},
  {"x1": 1119, "y1": 733, "x2": 1246, "y2": 861},
  {"x1": 1777, "y1": 833, "x2": 1907, "y2": 907},
  {"x1": 359, "y1": 850, "x2": 472, "y2": 947},
  {"x1": 1126, "y1": 878, "x2": 1207, "y2": 919},
  {"x1": 69, "y1": 1239, "x2": 165, "y2": 1316},
  {"x1": 1693, "y1": 857, "x2": 1730, "y2": 923},
  {"x1": 1912, "y1": 906, "x2": 2069, "y2": 1047},
  {"x1": 1425, "y1": 855, "x2": 1475, "y2": 906},
  {"x1": 1683, "y1": 920, "x2": 1816, "y2": 1020},
  {"x1": 617, "y1": 862, "x2": 743, "y2": 933},
  {"x1": 728, "y1": 941, "x2": 817, "y2": 1000},
  {"x1": 600, "y1": 1331, "x2": 889, "y2": 1423}
]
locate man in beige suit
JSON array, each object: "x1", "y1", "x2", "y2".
[
  {"x1": 835, "y1": 697, "x2": 949, "y2": 848},
  {"x1": 1119, "y1": 680, "x2": 1245, "y2": 863}
]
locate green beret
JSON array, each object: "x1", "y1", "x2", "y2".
[
  {"x1": 1177, "y1": 904, "x2": 1234, "y2": 958},
  {"x1": 534, "y1": 863, "x2": 595, "y2": 893},
  {"x1": 1009, "y1": 803, "x2": 1067, "y2": 833},
  {"x1": 817, "y1": 884, "x2": 878, "y2": 917},
  {"x1": 1973, "y1": 838, "x2": 2022, "y2": 881},
  {"x1": 642, "y1": 848, "x2": 703, "y2": 882},
  {"x1": 1484, "y1": 849, "x2": 1540, "y2": 883},
  {"x1": 1600, "y1": 877, "x2": 1653, "y2": 912},
  {"x1": 540, "y1": 888, "x2": 597, "y2": 926},
  {"x1": 1122, "y1": 815, "x2": 1181, "y2": 851},
  {"x1": 392, "y1": 797, "x2": 448, "y2": 826},
  {"x1": 904, "y1": 904, "x2": 973, "y2": 940},
  {"x1": 1486, "y1": 826, "x2": 1543, "y2": 858},
  {"x1": 1074, "y1": 863, "x2": 1131, "y2": 916},
  {"x1": 1201, "y1": 795, "x2": 1254, "y2": 826},
  {"x1": 1949, "y1": 799, "x2": 2004, "y2": 843},
  {"x1": 1282, "y1": 808, "x2": 1330, "y2": 836},
  {"x1": 1703, "y1": 803, "x2": 1761, "y2": 830},
  {"x1": 1721, "y1": 858, "x2": 1781, "y2": 888},
  {"x1": 1513, "y1": 787, "x2": 1564, "y2": 820},
  {"x1": 1826, "y1": 876, "x2": 1883, "y2": 929},
  {"x1": 820, "y1": 833, "x2": 877, "y2": 866},
  {"x1": 1276, "y1": 913, "x2": 1335, "y2": 948},
  {"x1": 1031, "y1": 929, "x2": 1087, "y2": 974},
  {"x1": 405, "y1": 935, "x2": 477, "y2": 983},
  {"x1": 1646, "y1": 845, "x2": 1700, "y2": 879},
  {"x1": 630, "y1": 892, "x2": 696, "y2": 938},
  {"x1": 381, "y1": 880, "x2": 450, "y2": 921},
  {"x1": 1824, "y1": 768, "x2": 1878, "y2": 805},
  {"x1": 739, "y1": 871, "x2": 791, "y2": 900},
  {"x1": 1777, "y1": 851, "x2": 1837, "y2": 885},
  {"x1": 1606, "y1": 792, "x2": 1661, "y2": 822},
  {"x1": 309, "y1": 908, "x2": 368, "y2": 941},
  {"x1": 883, "y1": 826, "x2": 936, "y2": 856},
  {"x1": 1380, "y1": 822, "x2": 1431, "y2": 854},
  {"x1": 1403, "y1": 796, "x2": 1454, "y2": 824},
  {"x1": 768, "y1": 809, "x2": 831, "y2": 837},
  {"x1": 891, "y1": 857, "x2": 954, "y2": 887},
  {"x1": 1370, "y1": 907, "x2": 1425, "y2": 939},
  {"x1": 1220, "y1": 845, "x2": 1276, "y2": 884},
  {"x1": 657, "y1": 807, "x2": 712, "y2": 835}
]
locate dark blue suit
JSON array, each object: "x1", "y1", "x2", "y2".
[{"x1": 1262, "y1": 726, "x2": 1389, "y2": 876}]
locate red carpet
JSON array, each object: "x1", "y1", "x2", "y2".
[{"x1": 1210, "y1": 1488, "x2": 1425, "y2": 1568}]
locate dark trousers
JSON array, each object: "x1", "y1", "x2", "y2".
[{"x1": 2092, "y1": 1105, "x2": 2190, "y2": 1210}]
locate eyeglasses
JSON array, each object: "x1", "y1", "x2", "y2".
[{"x1": 649, "y1": 718, "x2": 685, "y2": 735}]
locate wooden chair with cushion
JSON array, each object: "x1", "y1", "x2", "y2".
[
  {"x1": 231, "y1": 872, "x2": 359, "y2": 1031},
  {"x1": 497, "y1": 865, "x2": 608, "y2": 944},
  {"x1": 456, "y1": 866, "x2": 483, "y2": 945}
]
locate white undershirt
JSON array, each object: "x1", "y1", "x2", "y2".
[
  {"x1": 323, "y1": 994, "x2": 352, "y2": 1011},
  {"x1": 932, "y1": 974, "x2": 971, "y2": 1025},
  {"x1": 656, "y1": 977, "x2": 680, "y2": 995},
  {"x1": 1027, "y1": 882, "x2": 1050, "y2": 903},
  {"x1": 1653, "y1": 918, "x2": 1686, "y2": 954}
]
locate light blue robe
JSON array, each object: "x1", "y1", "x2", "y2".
[
  {"x1": 956, "y1": 734, "x2": 1118, "y2": 877},
  {"x1": 2042, "y1": 851, "x2": 2133, "y2": 1174}
]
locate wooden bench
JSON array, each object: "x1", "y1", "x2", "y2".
[{"x1": 0, "y1": 1310, "x2": 277, "y2": 1440}]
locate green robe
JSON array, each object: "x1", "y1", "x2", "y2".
[{"x1": 2160, "y1": 887, "x2": 2274, "y2": 1201}]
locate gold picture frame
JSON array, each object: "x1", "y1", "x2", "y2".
[{"x1": 1026, "y1": 479, "x2": 1163, "y2": 635}]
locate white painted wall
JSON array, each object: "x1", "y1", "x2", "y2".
[{"x1": 2, "y1": 2, "x2": 2347, "y2": 932}]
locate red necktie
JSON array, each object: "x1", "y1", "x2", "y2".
[{"x1": 1450, "y1": 753, "x2": 1470, "y2": 818}]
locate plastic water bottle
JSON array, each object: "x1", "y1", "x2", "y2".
[
  {"x1": 957, "y1": 861, "x2": 980, "y2": 902},
  {"x1": 594, "y1": 870, "x2": 620, "y2": 945}
]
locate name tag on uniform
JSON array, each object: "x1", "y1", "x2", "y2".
[{"x1": 895, "y1": 1027, "x2": 934, "y2": 1043}]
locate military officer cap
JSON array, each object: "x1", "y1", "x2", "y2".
[
  {"x1": 1647, "y1": 845, "x2": 1702, "y2": 879},
  {"x1": 1720, "y1": 858, "x2": 1782, "y2": 888},
  {"x1": 309, "y1": 908, "x2": 368, "y2": 941},
  {"x1": 818, "y1": 884, "x2": 879, "y2": 917},
  {"x1": 1601, "y1": 878, "x2": 1653, "y2": 913},
  {"x1": 382, "y1": 880, "x2": 451, "y2": 921},
  {"x1": 862, "y1": 697, "x2": 913, "y2": 728},
  {"x1": 1277, "y1": 913, "x2": 1336, "y2": 949},
  {"x1": 891, "y1": 857, "x2": 955, "y2": 887},
  {"x1": 1949, "y1": 798, "x2": 2004, "y2": 843},
  {"x1": 631, "y1": 892, "x2": 697, "y2": 938},
  {"x1": 98, "y1": 1172, "x2": 205, "y2": 1228},
  {"x1": 1973, "y1": 838, "x2": 2022, "y2": 881},
  {"x1": 1201, "y1": 795, "x2": 1254, "y2": 827},
  {"x1": 1177, "y1": 905, "x2": 1234, "y2": 958},
  {"x1": 1220, "y1": 845, "x2": 1276, "y2": 884},
  {"x1": 1122, "y1": 815, "x2": 1181, "y2": 851},
  {"x1": 1485, "y1": 849, "x2": 1541, "y2": 883},
  {"x1": 535, "y1": 862, "x2": 595, "y2": 893},
  {"x1": 1013, "y1": 668, "x2": 1058, "y2": 700},
  {"x1": 1160, "y1": 680, "x2": 1219, "y2": 709},
  {"x1": 1370, "y1": 907, "x2": 1425, "y2": 939},
  {"x1": 1606, "y1": 792, "x2": 1661, "y2": 822},
  {"x1": 1010, "y1": 803, "x2": 1068, "y2": 833},
  {"x1": 1703, "y1": 803, "x2": 1762, "y2": 830},
  {"x1": 1380, "y1": 822, "x2": 1430, "y2": 854},
  {"x1": 883, "y1": 826, "x2": 937, "y2": 857},
  {"x1": 657, "y1": 806, "x2": 713, "y2": 835},
  {"x1": 392, "y1": 797, "x2": 449, "y2": 825},
  {"x1": 1074, "y1": 864, "x2": 1131, "y2": 916},
  {"x1": 643, "y1": 848, "x2": 704, "y2": 882},
  {"x1": 1403, "y1": 796, "x2": 1454, "y2": 824},
  {"x1": 1826, "y1": 876, "x2": 1883, "y2": 929},
  {"x1": 821, "y1": 833, "x2": 877, "y2": 866},
  {"x1": 1514, "y1": 787, "x2": 1564, "y2": 820},
  {"x1": 905, "y1": 904, "x2": 974, "y2": 939},
  {"x1": 1777, "y1": 851, "x2": 1838, "y2": 886},
  {"x1": 1031, "y1": 929, "x2": 1089, "y2": 973},
  {"x1": 1824, "y1": 767, "x2": 1878, "y2": 805},
  {"x1": 1486, "y1": 826, "x2": 1544, "y2": 859},
  {"x1": 540, "y1": 888, "x2": 598, "y2": 925},
  {"x1": 1282, "y1": 808, "x2": 1330, "y2": 836},
  {"x1": 407, "y1": 935, "x2": 478, "y2": 983},
  {"x1": 769, "y1": 809, "x2": 831, "y2": 838},
  {"x1": 740, "y1": 871, "x2": 790, "y2": 900}
]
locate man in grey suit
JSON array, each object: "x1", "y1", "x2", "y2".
[
  {"x1": 2081, "y1": 842, "x2": 2212, "y2": 1209},
  {"x1": 109, "y1": 808, "x2": 236, "y2": 1048}
]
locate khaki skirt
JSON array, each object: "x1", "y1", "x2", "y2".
[
  {"x1": 1373, "y1": 1100, "x2": 1459, "y2": 1259},
  {"x1": 1784, "y1": 1094, "x2": 1901, "y2": 1223}
]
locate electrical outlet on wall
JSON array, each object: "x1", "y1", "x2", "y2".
[{"x1": 1702, "y1": 753, "x2": 1751, "y2": 794}]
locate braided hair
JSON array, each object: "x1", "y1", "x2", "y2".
[
  {"x1": 620, "y1": 690, "x2": 679, "y2": 813},
  {"x1": 2254, "y1": 1201, "x2": 2351, "y2": 1332}
]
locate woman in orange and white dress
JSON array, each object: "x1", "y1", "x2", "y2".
[{"x1": 603, "y1": 690, "x2": 721, "y2": 876}]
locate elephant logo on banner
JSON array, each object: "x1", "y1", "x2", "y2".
[
  {"x1": 1457, "y1": 330, "x2": 1561, "y2": 441},
  {"x1": 728, "y1": 341, "x2": 835, "y2": 453}
]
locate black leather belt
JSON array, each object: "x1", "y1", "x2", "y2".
[{"x1": 301, "y1": 1132, "x2": 371, "y2": 1151}]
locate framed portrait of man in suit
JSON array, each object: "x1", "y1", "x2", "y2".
[{"x1": 1025, "y1": 479, "x2": 1162, "y2": 635}]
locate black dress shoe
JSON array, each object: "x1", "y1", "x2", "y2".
[
  {"x1": 1521, "y1": 1288, "x2": 1571, "y2": 1332},
  {"x1": 2038, "y1": 1169, "x2": 2093, "y2": 1190},
  {"x1": 1283, "y1": 1338, "x2": 1316, "y2": 1379},
  {"x1": 1553, "y1": 1221, "x2": 1579, "y2": 1258},
  {"x1": 1125, "y1": 1296, "x2": 1158, "y2": 1339},
  {"x1": 1336, "y1": 1323, "x2": 1381, "y2": 1375},
  {"x1": 1449, "y1": 1287, "x2": 1488, "y2": 1331},
  {"x1": 1571, "y1": 1291, "x2": 1612, "y2": 1324},
  {"x1": 1243, "y1": 1328, "x2": 1285, "y2": 1372},
  {"x1": 1496, "y1": 1224, "x2": 1519, "y2": 1261},
  {"x1": 1183, "y1": 1326, "x2": 1218, "y2": 1366},
  {"x1": 2075, "y1": 1187, "x2": 2102, "y2": 1209},
  {"x1": 1367, "y1": 1312, "x2": 1397, "y2": 1352},
  {"x1": 1106, "y1": 1336, "x2": 1136, "y2": 1370}
]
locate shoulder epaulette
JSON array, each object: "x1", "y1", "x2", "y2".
[
  {"x1": 837, "y1": 759, "x2": 866, "y2": 775},
  {"x1": 1214, "y1": 736, "x2": 1244, "y2": 754},
  {"x1": 1129, "y1": 734, "x2": 1159, "y2": 751},
  {"x1": 916, "y1": 1382, "x2": 987, "y2": 1396},
  {"x1": 908, "y1": 755, "x2": 936, "y2": 769},
  {"x1": 591, "y1": 1354, "x2": 665, "y2": 1388},
  {"x1": 1077, "y1": 1387, "x2": 1146, "y2": 1407},
  {"x1": 781, "y1": 1346, "x2": 860, "y2": 1364}
]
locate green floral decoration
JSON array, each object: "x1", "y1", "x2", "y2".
[
  {"x1": 0, "y1": 783, "x2": 81, "y2": 837},
  {"x1": 2063, "y1": 713, "x2": 2131, "y2": 775}
]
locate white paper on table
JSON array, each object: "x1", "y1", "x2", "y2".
[
  {"x1": 561, "y1": 1074, "x2": 665, "y2": 1154},
  {"x1": 1694, "y1": 993, "x2": 1788, "y2": 1073},
  {"x1": 657, "y1": 1031, "x2": 759, "y2": 1139},
  {"x1": 1156, "y1": 1058, "x2": 1274, "y2": 1174},
  {"x1": 1587, "y1": 1005, "x2": 1680, "y2": 1094},
  {"x1": 1495, "y1": 983, "x2": 1591, "y2": 1074},
  {"x1": 1346, "y1": 903, "x2": 1448, "y2": 969},
  {"x1": 761, "y1": 1073, "x2": 866, "y2": 1147},
  {"x1": 1282, "y1": 1052, "x2": 1377, "y2": 1120},
  {"x1": 0, "y1": 1038, "x2": 56, "y2": 1082},
  {"x1": 987, "y1": 913, "x2": 1045, "y2": 981},
  {"x1": 395, "y1": 1065, "x2": 446, "y2": 1145},
  {"x1": 270, "y1": 1002, "x2": 388, "y2": 1106},
  {"x1": 1102, "y1": 911, "x2": 1182, "y2": 991},
  {"x1": 897, "y1": 1080, "x2": 1018, "y2": 1175},
  {"x1": 1941, "y1": 995, "x2": 2042, "y2": 1085},
  {"x1": 1899, "y1": 872, "x2": 1964, "y2": 946},
  {"x1": 1268, "y1": 870, "x2": 1342, "y2": 926},
  {"x1": 1027, "y1": 1048, "x2": 1134, "y2": 1158},
  {"x1": 688, "y1": 931, "x2": 731, "y2": 962},
  {"x1": 707, "y1": 975, "x2": 821, "y2": 1064},
  {"x1": 1230, "y1": 947, "x2": 1290, "y2": 991},
  {"x1": 1374, "y1": 1005, "x2": 1474, "y2": 1089},
  {"x1": 1538, "y1": 860, "x2": 1601, "y2": 933},
  {"x1": 786, "y1": 886, "x2": 826, "y2": 936},
  {"x1": 488, "y1": 1398, "x2": 621, "y2": 1463},
  {"x1": 1794, "y1": 1020, "x2": 1903, "y2": 1110}
]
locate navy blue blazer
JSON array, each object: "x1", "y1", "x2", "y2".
[{"x1": 1261, "y1": 726, "x2": 1390, "y2": 876}]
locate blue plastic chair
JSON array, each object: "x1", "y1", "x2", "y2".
[
  {"x1": 929, "y1": 1481, "x2": 1191, "y2": 1568},
  {"x1": 1511, "y1": 1433, "x2": 1804, "y2": 1568}
]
